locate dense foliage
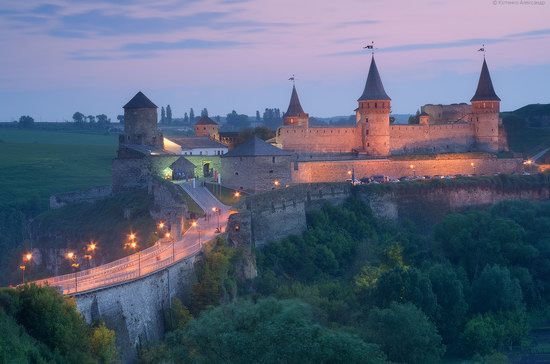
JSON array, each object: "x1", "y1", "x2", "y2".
[
  {"x1": 144, "y1": 197, "x2": 550, "y2": 363},
  {"x1": 0, "y1": 285, "x2": 117, "y2": 363}
]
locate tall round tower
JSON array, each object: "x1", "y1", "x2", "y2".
[
  {"x1": 471, "y1": 58, "x2": 500, "y2": 153},
  {"x1": 356, "y1": 56, "x2": 391, "y2": 156},
  {"x1": 283, "y1": 85, "x2": 309, "y2": 127},
  {"x1": 121, "y1": 91, "x2": 163, "y2": 149}
]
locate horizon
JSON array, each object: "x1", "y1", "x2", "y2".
[{"x1": 1, "y1": 0, "x2": 549, "y2": 122}]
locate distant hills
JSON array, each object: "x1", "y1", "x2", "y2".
[{"x1": 502, "y1": 103, "x2": 550, "y2": 155}]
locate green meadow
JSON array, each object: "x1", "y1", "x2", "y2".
[{"x1": 0, "y1": 129, "x2": 117, "y2": 205}]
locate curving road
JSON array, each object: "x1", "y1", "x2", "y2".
[{"x1": 32, "y1": 183, "x2": 231, "y2": 295}]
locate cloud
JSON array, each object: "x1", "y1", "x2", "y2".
[
  {"x1": 121, "y1": 38, "x2": 247, "y2": 51},
  {"x1": 31, "y1": 4, "x2": 62, "y2": 15}
]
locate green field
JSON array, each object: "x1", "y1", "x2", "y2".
[{"x1": 0, "y1": 129, "x2": 117, "y2": 204}]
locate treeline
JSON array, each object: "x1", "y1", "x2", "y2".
[
  {"x1": 140, "y1": 197, "x2": 550, "y2": 363},
  {"x1": 0, "y1": 285, "x2": 117, "y2": 363}
]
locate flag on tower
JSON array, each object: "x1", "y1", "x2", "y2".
[
  {"x1": 478, "y1": 47, "x2": 485, "y2": 52},
  {"x1": 364, "y1": 44, "x2": 374, "y2": 49}
]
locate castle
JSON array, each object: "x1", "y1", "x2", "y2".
[
  {"x1": 275, "y1": 56, "x2": 505, "y2": 155},
  {"x1": 111, "y1": 57, "x2": 524, "y2": 194},
  {"x1": 219, "y1": 56, "x2": 523, "y2": 192}
]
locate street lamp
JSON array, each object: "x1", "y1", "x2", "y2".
[
  {"x1": 66, "y1": 252, "x2": 79, "y2": 293},
  {"x1": 212, "y1": 207, "x2": 221, "y2": 232},
  {"x1": 20, "y1": 252, "x2": 32, "y2": 284},
  {"x1": 234, "y1": 191, "x2": 240, "y2": 198},
  {"x1": 128, "y1": 241, "x2": 141, "y2": 277},
  {"x1": 192, "y1": 220, "x2": 202, "y2": 249},
  {"x1": 470, "y1": 162, "x2": 475, "y2": 174},
  {"x1": 410, "y1": 164, "x2": 416, "y2": 177},
  {"x1": 274, "y1": 180, "x2": 280, "y2": 188}
]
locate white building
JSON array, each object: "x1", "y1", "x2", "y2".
[{"x1": 165, "y1": 137, "x2": 228, "y2": 156}]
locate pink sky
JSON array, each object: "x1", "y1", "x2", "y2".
[{"x1": 0, "y1": 0, "x2": 549, "y2": 121}]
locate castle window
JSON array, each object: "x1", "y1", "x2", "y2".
[
  {"x1": 367, "y1": 143, "x2": 370, "y2": 147},
  {"x1": 200, "y1": 151, "x2": 203, "y2": 155},
  {"x1": 272, "y1": 156, "x2": 275, "y2": 163},
  {"x1": 235, "y1": 172, "x2": 239, "y2": 175},
  {"x1": 375, "y1": 102, "x2": 378, "y2": 108},
  {"x1": 483, "y1": 102, "x2": 486, "y2": 108},
  {"x1": 294, "y1": 161, "x2": 299, "y2": 170},
  {"x1": 269, "y1": 170, "x2": 273, "y2": 174}
]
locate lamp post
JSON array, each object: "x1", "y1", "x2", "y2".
[
  {"x1": 20, "y1": 252, "x2": 32, "y2": 285},
  {"x1": 470, "y1": 162, "x2": 475, "y2": 175},
  {"x1": 66, "y1": 252, "x2": 79, "y2": 293},
  {"x1": 192, "y1": 220, "x2": 202, "y2": 249},
  {"x1": 212, "y1": 207, "x2": 221, "y2": 232},
  {"x1": 84, "y1": 242, "x2": 97, "y2": 268},
  {"x1": 410, "y1": 164, "x2": 416, "y2": 178}
]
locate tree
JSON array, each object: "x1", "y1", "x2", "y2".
[
  {"x1": 226, "y1": 110, "x2": 250, "y2": 131},
  {"x1": 366, "y1": 302, "x2": 445, "y2": 364},
  {"x1": 117, "y1": 115, "x2": 124, "y2": 124},
  {"x1": 73, "y1": 112, "x2": 85, "y2": 123},
  {"x1": 96, "y1": 114, "x2": 111, "y2": 127},
  {"x1": 201, "y1": 108, "x2": 208, "y2": 117},
  {"x1": 90, "y1": 322, "x2": 117, "y2": 364},
  {"x1": 146, "y1": 298, "x2": 389, "y2": 364},
  {"x1": 87, "y1": 115, "x2": 96, "y2": 123},
  {"x1": 189, "y1": 108, "x2": 195, "y2": 124},
  {"x1": 471, "y1": 265, "x2": 523, "y2": 314},
  {"x1": 161, "y1": 106, "x2": 166, "y2": 124},
  {"x1": 371, "y1": 267, "x2": 439, "y2": 319},
  {"x1": 183, "y1": 112, "x2": 189, "y2": 124},
  {"x1": 428, "y1": 264, "x2": 468, "y2": 344},
  {"x1": 256, "y1": 110, "x2": 261, "y2": 122},
  {"x1": 408, "y1": 109, "x2": 420, "y2": 124},
  {"x1": 166, "y1": 105, "x2": 172, "y2": 124},
  {"x1": 17, "y1": 115, "x2": 34, "y2": 128}
]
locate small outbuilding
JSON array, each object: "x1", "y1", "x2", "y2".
[
  {"x1": 221, "y1": 137, "x2": 292, "y2": 192},
  {"x1": 170, "y1": 156, "x2": 196, "y2": 180}
]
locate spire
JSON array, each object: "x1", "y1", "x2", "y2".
[
  {"x1": 358, "y1": 55, "x2": 391, "y2": 101},
  {"x1": 123, "y1": 91, "x2": 158, "y2": 109},
  {"x1": 471, "y1": 58, "x2": 500, "y2": 102},
  {"x1": 285, "y1": 85, "x2": 306, "y2": 117}
]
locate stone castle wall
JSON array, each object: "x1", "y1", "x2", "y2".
[
  {"x1": 390, "y1": 123, "x2": 475, "y2": 154},
  {"x1": 276, "y1": 126, "x2": 357, "y2": 152},
  {"x1": 112, "y1": 155, "x2": 179, "y2": 193},
  {"x1": 233, "y1": 179, "x2": 550, "y2": 246},
  {"x1": 49, "y1": 186, "x2": 112, "y2": 209},
  {"x1": 75, "y1": 254, "x2": 198, "y2": 364},
  {"x1": 422, "y1": 104, "x2": 472, "y2": 123},
  {"x1": 222, "y1": 155, "x2": 292, "y2": 192},
  {"x1": 291, "y1": 156, "x2": 523, "y2": 183}
]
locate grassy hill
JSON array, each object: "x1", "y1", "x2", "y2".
[
  {"x1": 0, "y1": 129, "x2": 117, "y2": 205},
  {"x1": 503, "y1": 103, "x2": 550, "y2": 155}
]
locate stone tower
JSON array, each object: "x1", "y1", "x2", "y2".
[
  {"x1": 283, "y1": 85, "x2": 309, "y2": 127},
  {"x1": 471, "y1": 58, "x2": 500, "y2": 153},
  {"x1": 195, "y1": 116, "x2": 219, "y2": 139},
  {"x1": 356, "y1": 56, "x2": 391, "y2": 156},
  {"x1": 119, "y1": 91, "x2": 164, "y2": 154}
]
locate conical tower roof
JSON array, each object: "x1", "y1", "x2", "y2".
[
  {"x1": 123, "y1": 91, "x2": 158, "y2": 109},
  {"x1": 471, "y1": 59, "x2": 501, "y2": 102},
  {"x1": 285, "y1": 85, "x2": 306, "y2": 116},
  {"x1": 358, "y1": 56, "x2": 391, "y2": 101}
]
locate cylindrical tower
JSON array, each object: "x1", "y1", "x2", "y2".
[
  {"x1": 471, "y1": 59, "x2": 500, "y2": 153},
  {"x1": 356, "y1": 56, "x2": 391, "y2": 156}
]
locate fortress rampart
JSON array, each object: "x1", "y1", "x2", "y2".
[
  {"x1": 291, "y1": 155, "x2": 523, "y2": 183},
  {"x1": 232, "y1": 175, "x2": 550, "y2": 246}
]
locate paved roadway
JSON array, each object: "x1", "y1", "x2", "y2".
[{"x1": 32, "y1": 183, "x2": 231, "y2": 295}]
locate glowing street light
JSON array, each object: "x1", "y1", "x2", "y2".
[
  {"x1": 23, "y1": 253, "x2": 32, "y2": 263},
  {"x1": 212, "y1": 207, "x2": 221, "y2": 232},
  {"x1": 87, "y1": 242, "x2": 97, "y2": 252},
  {"x1": 129, "y1": 233, "x2": 136, "y2": 241},
  {"x1": 410, "y1": 164, "x2": 416, "y2": 177},
  {"x1": 347, "y1": 170, "x2": 352, "y2": 176},
  {"x1": 470, "y1": 162, "x2": 476, "y2": 174},
  {"x1": 19, "y1": 265, "x2": 26, "y2": 284},
  {"x1": 274, "y1": 180, "x2": 280, "y2": 187},
  {"x1": 128, "y1": 241, "x2": 141, "y2": 276},
  {"x1": 234, "y1": 191, "x2": 241, "y2": 198},
  {"x1": 158, "y1": 222, "x2": 165, "y2": 229},
  {"x1": 66, "y1": 252, "x2": 79, "y2": 293},
  {"x1": 192, "y1": 220, "x2": 202, "y2": 249}
]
